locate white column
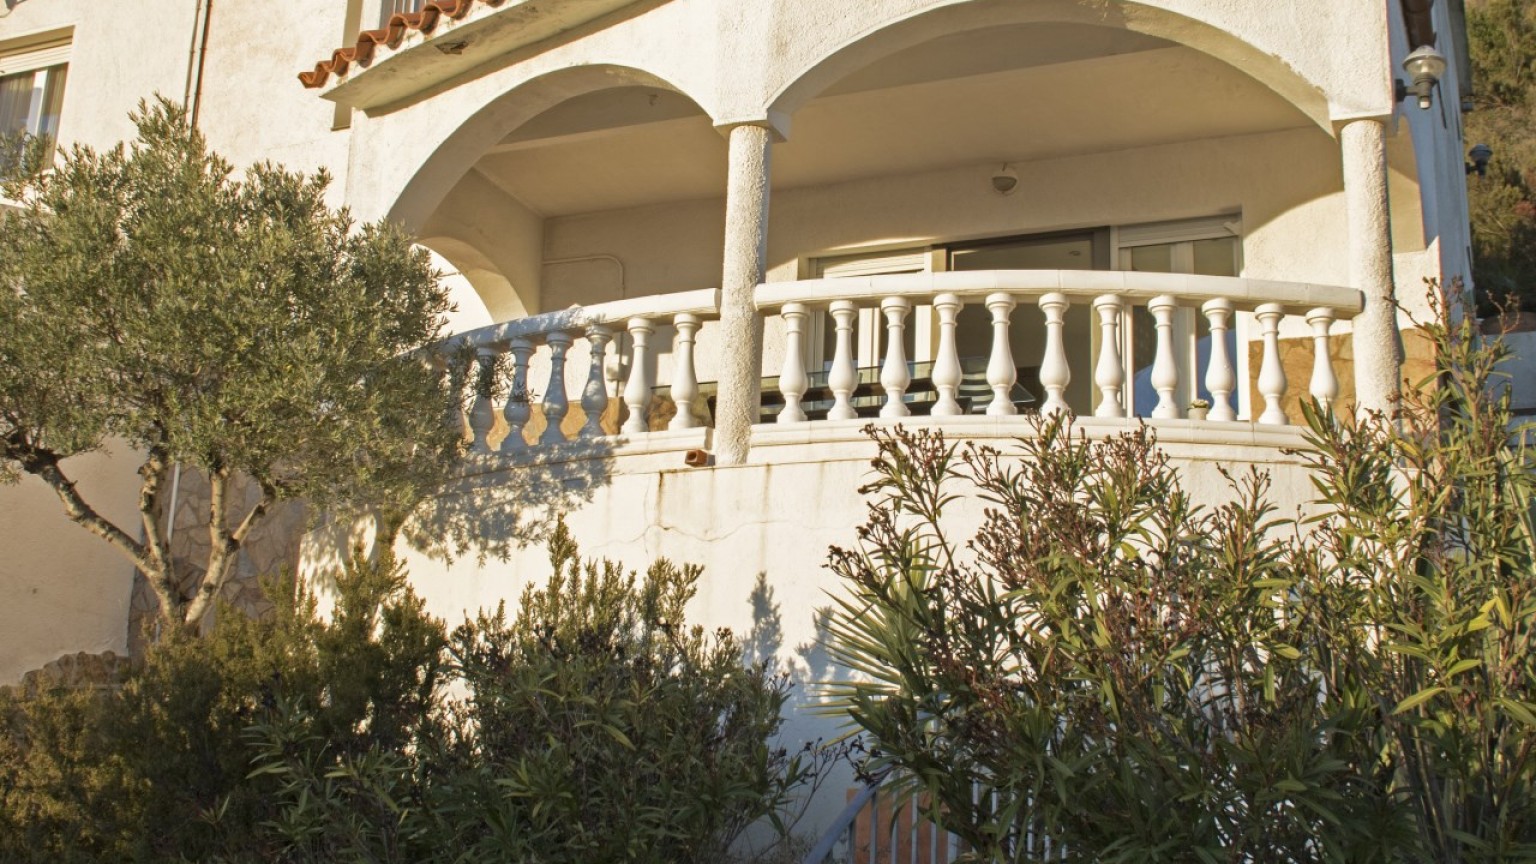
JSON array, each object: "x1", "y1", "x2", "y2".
[
  {"x1": 1148, "y1": 295, "x2": 1180, "y2": 419},
  {"x1": 1307, "y1": 307, "x2": 1340, "y2": 411},
  {"x1": 930, "y1": 293, "x2": 963, "y2": 416},
  {"x1": 985, "y1": 293, "x2": 1017, "y2": 416},
  {"x1": 502, "y1": 338, "x2": 534, "y2": 452},
  {"x1": 879, "y1": 296, "x2": 911, "y2": 418},
  {"x1": 540, "y1": 332, "x2": 572, "y2": 444},
  {"x1": 469, "y1": 346, "x2": 499, "y2": 453},
  {"x1": 669, "y1": 313, "x2": 701, "y2": 430},
  {"x1": 621, "y1": 317, "x2": 654, "y2": 435},
  {"x1": 827, "y1": 300, "x2": 859, "y2": 421},
  {"x1": 714, "y1": 122, "x2": 774, "y2": 463},
  {"x1": 578, "y1": 326, "x2": 611, "y2": 438},
  {"x1": 1093, "y1": 295, "x2": 1125, "y2": 418},
  {"x1": 777, "y1": 303, "x2": 810, "y2": 423},
  {"x1": 1341, "y1": 118, "x2": 1402, "y2": 415},
  {"x1": 1201, "y1": 298, "x2": 1237, "y2": 422},
  {"x1": 1038, "y1": 292, "x2": 1071, "y2": 416},
  {"x1": 1255, "y1": 303, "x2": 1288, "y2": 425}
]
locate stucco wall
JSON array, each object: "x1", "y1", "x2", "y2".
[{"x1": 0, "y1": 450, "x2": 138, "y2": 684}]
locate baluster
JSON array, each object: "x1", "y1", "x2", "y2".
[
  {"x1": 1038, "y1": 292, "x2": 1071, "y2": 415},
  {"x1": 436, "y1": 351, "x2": 466, "y2": 442},
  {"x1": 621, "y1": 316, "x2": 654, "y2": 435},
  {"x1": 1201, "y1": 298, "x2": 1237, "y2": 421},
  {"x1": 931, "y1": 293, "x2": 964, "y2": 416},
  {"x1": 501, "y1": 338, "x2": 534, "y2": 452},
  {"x1": 670, "y1": 313, "x2": 702, "y2": 430},
  {"x1": 469, "y1": 345, "x2": 499, "y2": 453},
  {"x1": 827, "y1": 300, "x2": 859, "y2": 421},
  {"x1": 540, "y1": 331, "x2": 572, "y2": 444},
  {"x1": 1148, "y1": 295, "x2": 1181, "y2": 419},
  {"x1": 578, "y1": 326, "x2": 611, "y2": 438},
  {"x1": 1307, "y1": 307, "x2": 1339, "y2": 411},
  {"x1": 1255, "y1": 303, "x2": 1288, "y2": 425},
  {"x1": 879, "y1": 296, "x2": 911, "y2": 418},
  {"x1": 1093, "y1": 294, "x2": 1126, "y2": 418},
  {"x1": 985, "y1": 293, "x2": 1018, "y2": 416},
  {"x1": 777, "y1": 303, "x2": 810, "y2": 423}
]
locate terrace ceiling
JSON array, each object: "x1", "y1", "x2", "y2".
[{"x1": 467, "y1": 23, "x2": 1315, "y2": 217}]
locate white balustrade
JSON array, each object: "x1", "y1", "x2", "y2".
[
  {"x1": 1201, "y1": 298, "x2": 1237, "y2": 422},
  {"x1": 1255, "y1": 303, "x2": 1288, "y2": 425},
  {"x1": 879, "y1": 296, "x2": 911, "y2": 418},
  {"x1": 1092, "y1": 294, "x2": 1125, "y2": 418},
  {"x1": 579, "y1": 326, "x2": 611, "y2": 438},
  {"x1": 469, "y1": 346, "x2": 498, "y2": 454},
  {"x1": 776, "y1": 303, "x2": 810, "y2": 423},
  {"x1": 540, "y1": 331, "x2": 572, "y2": 444},
  {"x1": 437, "y1": 269, "x2": 1366, "y2": 460},
  {"x1": 985, "y1": 292, "x2": 1018, "y2": 416},
  {"x1": 502, "y1": 338, "x2": 534, "y2": 452},
  {"x1": 930, "y1": 293, "x2": 964, "y2": 417},
  {"x1": 621, "y1": 317, "x2": 654, "y2": 435},
  {"x1": 827, "y1": 300, "x2": 859, "y2": 421},
  {"x1": 1148, "y1": 295, "x2": 1181, "y2": 419},
  {"x1": 1038, "y1": 292, "x2": 1071, "y2": 416},
  {"x1": 670, "y1": 313, "x2": 702, "y2": 430},
  {"x1": 1307, "y1": 307, "x2": 1339, "y2": 410}
]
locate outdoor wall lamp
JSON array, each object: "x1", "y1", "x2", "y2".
[
  {"x1": 1397, "y1": 45, "x2": 1448, "y2": 110},
  {"x1": 1467, "y1": 143, "x2": 1493, "y2": 177},
  {"x1": 991, "y1": 164, "x2": 1018, "y2": 196}
]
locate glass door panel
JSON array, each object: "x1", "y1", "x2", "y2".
[{"x1": 949, "y1": 232, "x2": 1102, "y2": 415}]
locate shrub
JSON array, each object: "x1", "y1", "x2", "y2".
[
  {"x1": 425, "y1": 521, "x2": 814, "y2": 863},
  {"x1": 2, "y1": 530, "x2": 818, "y2": 862},
  {"x1": 824, "y1": 288, "x2": 1536, "y2": 861}
]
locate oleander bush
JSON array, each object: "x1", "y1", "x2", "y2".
[{"x1": 825, "y1": 286, "x2": 1536, "y2": 862}]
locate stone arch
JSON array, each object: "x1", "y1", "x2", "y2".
[
  {"x1": 767, "y1": 0, "x2": 1337, "y2": 133},
  {"x1": 416, "y1": 237, "x2": 511, "y2": 329},
  {"x1": 386, "y1": 63, "x2": 712, "y2": 234}
]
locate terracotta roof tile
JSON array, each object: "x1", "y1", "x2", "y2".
[{"x1": 299, "y1": 0, "x2": 504, "y2": 89}]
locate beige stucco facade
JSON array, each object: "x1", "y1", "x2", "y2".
[{"x1": 0, "y1": 0, "x2": 1480, "y2": 773}]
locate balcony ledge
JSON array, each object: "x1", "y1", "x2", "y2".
[{"x1": 305, "y1": 0, "x2": 647, "y2": 111}]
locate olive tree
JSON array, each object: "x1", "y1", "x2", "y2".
[{"x1": 0, "y1": 98, "x2": 463, "y2": 630}]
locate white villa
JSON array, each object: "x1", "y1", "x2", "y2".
[{"x1": 0, "y1": 1, "x2": 1485, "y2": 841}]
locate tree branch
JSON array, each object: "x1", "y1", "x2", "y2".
[
  {"x1": 9, "y1": 431, "x2": 156, "y2": 578},
  {"x1": 135, "y1": 446, "x2": 183, "y2": 623}
]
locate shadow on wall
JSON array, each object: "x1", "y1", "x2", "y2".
[
  {"x1": 399, "y1": 436, "x2": 620, "y2": 566},
  {"x1": 744, "y1": 573, "x2": 838, "y2": 712}
]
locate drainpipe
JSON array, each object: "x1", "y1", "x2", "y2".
[{"x1": 184, "y1": 0, "x2": 213, "y2": 130}]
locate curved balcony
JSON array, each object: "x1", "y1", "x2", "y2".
[{"x1": 442, "y1": 270, "x2": 1362, "y2": 465}]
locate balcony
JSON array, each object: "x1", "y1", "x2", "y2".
[{"x1": 441, "y1": 269, "x2": 1362, "y2": 466}]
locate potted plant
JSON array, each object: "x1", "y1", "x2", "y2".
[{"x1": 1187, "y1": 398, "x2": 1211, "y2": 421}]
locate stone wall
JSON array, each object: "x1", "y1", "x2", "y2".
[
  {"x1": 125, "y1": 470, "x2": 308, "y2": 657},
  {"x1": 0, "y1": 650, "x2": 129, "y2": 701}
]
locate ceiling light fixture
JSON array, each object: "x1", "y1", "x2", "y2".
[{"x1": 991, "y1": 164, "x2": 1018, "y2": 196}]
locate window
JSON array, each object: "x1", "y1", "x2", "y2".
[
  {"x1": 380, "y1": 0, "x2": 426, "y2": 26},
  {"x1": 1117, "y1": 217, "x2": 1243, "y2": 417},
  {"x1": 0, "y1": 36, "x2": 69, "y2": 166}
]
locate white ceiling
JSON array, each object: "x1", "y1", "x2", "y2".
[{"x1": 464, "y1": 23, "x2": 1313, "y2": 218}]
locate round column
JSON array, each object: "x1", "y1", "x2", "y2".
[
  {"x1": 1341, "y1": 117, "x2": 1403, "y2": 415},
  {"x1": 713, "y1": 122, "x2": 774, "y2": 465}
]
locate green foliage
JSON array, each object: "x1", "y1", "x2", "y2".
[
  {"x1": 824, "y1": 288, "x2": 1536, "y2": 861},
  {"x1": 1291, "y1": 287, "x2": 1536, "y2": 861},
  {"x1": 0, "y1": 533, "x2": 817, "y2": 862},
  {"x1": 0, "y1": 97, "x2": 462, "y2": 626},
  {"x1": 1466, "y1": 0, "x2": 1536, "y2": 311},
  {"x1": 0, "y1": 551, "x2": 447, "y2": 863},
  {"x1": 427, "y1": 521, "x2": 811, "y2": 864}
]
